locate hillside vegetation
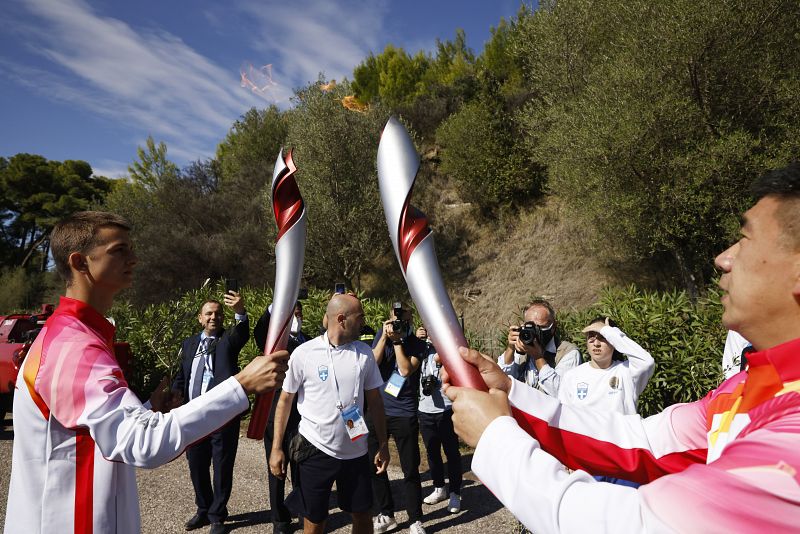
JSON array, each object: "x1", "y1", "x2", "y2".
[{"x1": 3, "y1": 1, "x2": 798, "y2": 348}]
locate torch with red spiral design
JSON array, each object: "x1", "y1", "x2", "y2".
[
  {"x1": 377, "y1": 117, "x2": 487, "y2": 392},
  {"x1": 247, "y1": 148, "x2": 307, "y2": 439}
]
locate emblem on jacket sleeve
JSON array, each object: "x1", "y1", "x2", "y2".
[
  {"x1": 577, "y1": 382, "x2": 588, "y2": 400},
  {"x1": 318, "y1": 365, "x2": 329, "y2": 381}
]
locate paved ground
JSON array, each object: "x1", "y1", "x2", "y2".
[{"x1": 0, "y1": 414, "x2": 518, "y2": 533}]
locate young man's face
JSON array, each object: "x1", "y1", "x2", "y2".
[
  {"x1": 198, "y1": 302, "x2": 224, "y2": 336},
  {"x1": 715, "y1": 196, "x2": 800, "y2": 348},
  {"x1": 84, "y1": 226, "x2": 137, "y2": 295}
]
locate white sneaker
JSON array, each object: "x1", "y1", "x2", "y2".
[
  {"x1": 448, "y1": 492, "x2": 461, "y2": 513},
  {"x1": 373, "y1": 513, "x2": 397, "y2": 534},
  {"x1": 423, "y1": 486, "x2": 448, "y2": 505},
  {"x1": 409, "y1": 521, "x2": 427, "y2": 534}
]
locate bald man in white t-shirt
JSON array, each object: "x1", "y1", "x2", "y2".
[{"x1": 270, "y1": 294, "x2": 390, "y2": 534}]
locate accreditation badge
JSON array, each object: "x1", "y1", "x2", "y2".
[
  {"x1": 384, "y1": 371, "x2": 406, "y2": 397},
  {"x1": 341, "y1": 404, "x2": 368, "y2": 441}
]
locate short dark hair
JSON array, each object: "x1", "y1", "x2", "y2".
[
  {"x1": 751, "y1": 162, "x2": 800, "y2": 251},
  {"x1": 751, "y1": 161, "x2": 800, "y2": 200},
  {"x1": 51, "y1": 211, "x2": 131, "y2": 285},
  {"x1": 586, "y1": 315, "x2": 618, "y2": 328},
  {"x1": 523, "y1": 298, "x2": 556, "y2": 324}
]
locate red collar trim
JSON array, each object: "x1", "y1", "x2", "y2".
[
  {"x1": 52, "y1": 296, "x2": 116, "y2": 345},
  {"x1": 746, "y1": 337, "x2": 800, "y2": 383}
]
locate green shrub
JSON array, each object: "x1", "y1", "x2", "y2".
[
  {"x1": 111, "y1": 282, "x2": 409, "y2": 399},
  {"x1": 559, "y1": 286, "x2": 726, "y2": 417},
  {"x1": 112, "y1": 282, "x2": 726, "y2": 417},
  {"x1": 0, "y1": 267, "x2": 51, "y2": 312}
]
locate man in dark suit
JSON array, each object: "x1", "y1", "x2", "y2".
[{"x1": 173, "y1": 291, "x2": 250, "y2": 534}]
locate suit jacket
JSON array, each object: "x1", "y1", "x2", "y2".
[{"x1": 173, "y1": 316, "x2": 250, "y2": 403}]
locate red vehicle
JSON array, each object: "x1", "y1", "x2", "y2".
[
  {"x1": 0, "y1": 305, "x2": 53, "y2": 422},
  {"x1": 0, "y1": 304, "x2": 133, "y2": 422}
]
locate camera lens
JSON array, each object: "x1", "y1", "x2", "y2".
[
  {"x1": 518, "y1": 322, "x2": 540, "y2": 346},
  {"x1": 421, "y1": 375, "x2": 437, "y2": 396}
]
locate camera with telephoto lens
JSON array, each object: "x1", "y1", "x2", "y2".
[
  {"x1": 421, "y1": 373, "x2": 439, "y2": 396},
  {"x1": 391, "y1": 301, "x2": 409, "y2": 333},
  {"x1": 518, "y1": 321, "x2": 544, "y2": 346}
]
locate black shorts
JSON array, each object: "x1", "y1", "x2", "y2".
[{"x1": 286, "y1": 441, "x2": 373, "y2": 524}]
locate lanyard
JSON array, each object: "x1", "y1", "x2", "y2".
[
  {"x1": 324, "y1": 332, "x2": 360, "y2": 411},
  {"x1": 197, "y1": 336, "x2": 216, "y2": 372}
]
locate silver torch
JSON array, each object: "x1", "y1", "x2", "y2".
[
  {"x1": 377, "y1": 117, "x2": 486, "y2": 391},
  {"x1": 247, "y1": 148, "x2": 307, "y2": 439}
]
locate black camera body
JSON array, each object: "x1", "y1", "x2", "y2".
[
  {"x1": 391, "y1": 301, "x2": 409, "y2": 333},
  {"x1": 518, "y1": 321, "x2": 544, "y2": 346},
  {"x1": 421, "y1": 374, "x2": 439, "y2": 396}
]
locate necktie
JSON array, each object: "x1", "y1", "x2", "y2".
[
  {"x1": 203, "y1": 337, "x2": 215, "y2": 374},
  {"x1": 191, "y1": 338, "x2": 214, "y2": 399}
]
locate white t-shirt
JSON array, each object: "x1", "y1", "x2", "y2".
[
  {"x1": 282, "y1": 335, "x2": 384, "y2": 459},
  {"x1": 558, "y1": 326, "x2": 655, "y2": 415},
  {"x1": 497, "y1": 339, "x2": 582, "y2": 397}
]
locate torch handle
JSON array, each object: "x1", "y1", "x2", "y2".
[
  {"x1": 246, "y1": 390, "x2": 275, "y2": 440},
  {"x1": 246, "y1": 337, "x2": 288, "y2": 440},
  {"x1": 441, "y1": 356, "x2": 488, "y2": 391},
  {"x1": 431, "y1": 333, "x2": 488, "y2": 392}
]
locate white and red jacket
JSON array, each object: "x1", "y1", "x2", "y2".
[
  {"x1": 4, "y1": 297, "x2": 249, "y2": 534},
  {"x1": 473, "y1": 336, "x2": 800, "y2": 532}
]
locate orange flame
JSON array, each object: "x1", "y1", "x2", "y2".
[
  {"x1": 341, "y1": 95, "x2": 368, "y2": 112},
  {"x1": 320, "y1": 80, "x2": 337, "y2": 92}
]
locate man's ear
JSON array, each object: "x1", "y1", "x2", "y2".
[{"x1": 68, "y1": 252, "x2": 89, "y2": 275}]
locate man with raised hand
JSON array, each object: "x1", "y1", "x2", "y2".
[
  {"x1": 445, "y1": 164, "x2": 800, "y2": 532},
  {"x1": 4, "y1": 211, "x2": 289, "y2": 534},
  {"x1": 270, "y1": 293, "x2": 390, "y2": 534},
  {"x1": 173, "y1": 292, "x2": 250, "y2": 534}
]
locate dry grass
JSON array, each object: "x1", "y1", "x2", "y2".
[{"x1": 439, "y1": 196, "x2": 612, "y2": 350}]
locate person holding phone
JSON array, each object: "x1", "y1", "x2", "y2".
[{"x1": 172, "y1": 287, "x2": 250, "y2": 534}]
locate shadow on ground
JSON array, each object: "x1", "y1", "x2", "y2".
[{"x1": 225, "y1": 510, "x2": 270, "y2": 531}]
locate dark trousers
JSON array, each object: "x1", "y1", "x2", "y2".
[
  {"x1": 367, "y1": 413, "x2": 422, "y2": 522},
  {"x1": 264, "y1": 391, "x2": 301, "y2": 528},
  {"x1": 186, "y1": 416, "x2": 240, "y2": 523},
  {"x1": 419, "y1": 410, "x2": 462, "y2": 494}
]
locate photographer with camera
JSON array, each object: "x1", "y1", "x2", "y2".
[
  {"x1": 416, "y1": 326, "x2": 463, "y2": 514},
  {"x1": 499, "y1": 299, "x2": 581, "y2": 397},
  {"x1": 367, "y1": 302, "x2": 428, "y2": 534}
]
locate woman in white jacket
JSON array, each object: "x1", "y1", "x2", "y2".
[
  {"x1": 558, "y1": 316, "x2": 655, "y2": 489},
  {"x1": 558, "y1": 317, "x2": 655, "y2": 415}
]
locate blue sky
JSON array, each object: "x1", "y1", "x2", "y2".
[{"x1": 0, "y1": 0, "x2": 528, "y2": 178}]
